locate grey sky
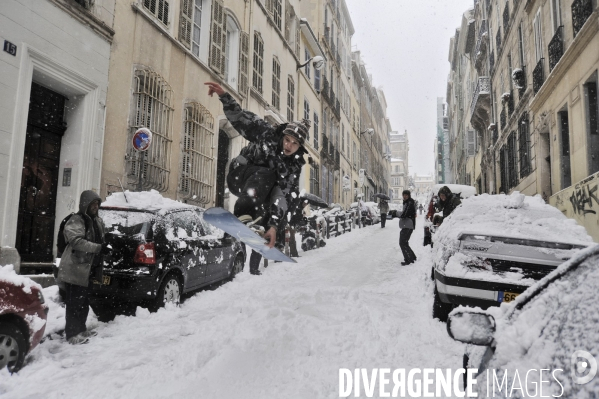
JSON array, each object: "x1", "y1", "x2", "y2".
[{"x1": 345, "y1": 0, "x2": 474, "y2": 176}]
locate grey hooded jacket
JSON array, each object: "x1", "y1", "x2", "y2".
[{"x1": 57, "y1": 190, "x2": 105, "y2": 287}]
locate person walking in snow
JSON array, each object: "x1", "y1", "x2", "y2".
[
  {"x1": 434, "y1": 186, "x2": 462, "y2": 225},
  {"x1": 398, "y1": 190, "x2": 417, "y2": 266},
  {"x1": 206, "y1": 82, "x2": 307, "y2": 275},
  {"x1": 418, "y1": 203, "x2": 424, "y2": 215},
  {"x1": 57, "y1": 190, "x2": 110, "y2": 344},
  {"x1": 378, "y1": 199, "x2": 389, "y2": 228}
]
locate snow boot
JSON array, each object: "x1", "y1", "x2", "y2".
[{"x1": 68, "y1": 334, "x2": 90, "y2": 345}]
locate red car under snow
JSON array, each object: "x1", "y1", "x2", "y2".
[{"x1": 0, "y1": 271, "x2": 48, "y2": 373}]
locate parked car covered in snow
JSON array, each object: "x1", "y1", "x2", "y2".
[
  {"x1": 431, "y1": 192, "x2": 592, "y2": 322},
  {"x1": 363, "y1": 202, "x2": 381, "y2": 225},
  {"x1": 447, "y1": 244, "x2": 599, "y2": 398},
  {"x1": 0, "y1": 266, "x2": 48, "y2": 373},
  {"x1": 57, "y1": 191, "x2": 245, "y2": 321}
]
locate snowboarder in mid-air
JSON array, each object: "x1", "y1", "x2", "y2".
[{"x1": 206, "y1": 81, "x2": 309, "y2": 275}]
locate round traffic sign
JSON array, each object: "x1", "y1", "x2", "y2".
[{"x1": 132, "y1": 127, "x2": 152, "y2": 151}]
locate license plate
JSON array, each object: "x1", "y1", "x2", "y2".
[
  {"x1": 498, "y1": 291, "x2": 519, "y2": 303},
  {"x1": 102, "y1": 275, "x2": 111, "y2": 285}
]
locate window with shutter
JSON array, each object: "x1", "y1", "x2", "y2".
[
  {"x1": 287, "y1": 75, "x2": 294, "y2": 121},
  {"x1": 209, "y1": 0, "x2": 226, "y2": 76},
  {"x1": 252, "y1": 32, "x2": 264, "y2": 93},
  {"x1": 295, "y1": 18, "x2": 301, "y2": 57},
  {"x1": 179, "y1": 0, "x2": 193, "y2": 48},
  {"x1": 272, "y1": 57, "x2": 281, "y2": 110},
  {"x1": 467, "y1": 129, "x2": 476, "y2": 156},
  {"x1": 238, "y1": 31, "x2": 250, "y2": 96},
  {"x1": 144, "y1": 0, "x2": 170, "y2": 25}
]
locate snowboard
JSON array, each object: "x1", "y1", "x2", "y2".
[{"x1": 204, "y1": 207, "x2": 297, "y2": 263}]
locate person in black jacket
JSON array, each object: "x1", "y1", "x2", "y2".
[
  {"x1": 206, "y1": 82, "x2": 307, "y2": 274},
  {"x1": 435, "y1": 186, "x2": 462, "y2": 225},
  {"x1": 398, "y1": 190, "x2": 417, "y2": 266}
]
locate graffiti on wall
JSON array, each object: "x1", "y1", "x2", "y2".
[{"x1": 567, "y1": 174, "x2": 599, "y2": 216}]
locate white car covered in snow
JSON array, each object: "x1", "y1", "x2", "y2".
[
  {"x1": 431, "y1": 192, "x2": 592, "y2": 322},
  {"x1": 447, "y1": 244, "x2": 599, "y2": 398}
]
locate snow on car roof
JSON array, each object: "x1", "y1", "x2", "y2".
[
  {"x1": 434, "y1": 193, "x2": 592, "y2": 264},
  {"x1": 0, "y1": 264, "x2": 42, "y2": 294},
  {"x1": 432, "y1": 184, "x2": 477, "y2": 198},
  {"x1": 102, "y1": 190, "x2": 196, "y2": 214}
]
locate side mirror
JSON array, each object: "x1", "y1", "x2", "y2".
[{"x1": 447, "y1": 310, "x2": 496, "y2": 346}]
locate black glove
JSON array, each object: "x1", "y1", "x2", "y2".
[{"x1": 100, "y1": 243, "x2": 112, "y2": 255}]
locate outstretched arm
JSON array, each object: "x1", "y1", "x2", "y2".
[{"x1": 205, "y1": 82, "x2": 273, "y2": 143}]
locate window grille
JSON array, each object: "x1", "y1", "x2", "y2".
[
  {"x1": 272, "y1": 57, "x2": 281, "y2": 110},
  {"x1": 144, "y1": 0, "x2": 169, "y2": 25},
  {"x1": 287, "y1": 76, "x2": 294, "y2": 121},
  {"x1": 252, "y1": 32, "x2": 264, "y2": 93},
  {"x1": 179, "y1": 102, "x2": 215, "y2": 204},
  {"x1": 127, "y1": 68, "x2": 174, "y2": 192}
]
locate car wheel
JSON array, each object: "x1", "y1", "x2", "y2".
[
  {"x1": 151, "y1": 274, "x2": 182, "y2": 312},
  {"x1": 229, "y1": 255, "x2": 244, "y2": 281},
  {"x1": 0, "y1": 323, "x2": 27, "y2": 373},
  {"x1": 432, "y1": 287, "x2": 453, "y2": 322}
]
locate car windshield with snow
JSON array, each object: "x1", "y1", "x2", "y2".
[
  {"x1": 431, "y1": 192, "x2": 592, "y2": 322},
  {"x1": 79, "y1": 192, "x2": 245, "y2": 321},
  {"x1": 447, "y1": 244, "x2": 599, "y2": 398}
]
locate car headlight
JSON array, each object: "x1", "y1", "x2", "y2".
[{"x1": 36, "y1": 290, "x2": 45, "y2": 304}]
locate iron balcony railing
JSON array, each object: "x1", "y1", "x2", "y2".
[
  {"x1": 503, "y1": 3, "x2": 510, "y2": 36},
  {"x1": 329, "y1": 87, "x2": 336, "y2": 109},
  {"x1": 335, "y1": 150, "x2": 340, "y2": 168},
  {"x1": 469, "y1": 76, "x2": 491, "y2": 117},
  {"x1": 507, "y1": 90, "x2": 514, "y2": 115},
  {"x1": 496, "y1": 30, "x2": 502, "y2": 53},
  {"x1": 572, "y1": 0, "x2": 593, "y2": 37},
  {"x1": 334, "y1": 99, "x2": 341, "y2": 120},
  {"x1": 515, "y1": 66, "x2": 527, "y2": 96},
  {"x1": 321, "y1": 135, "x2": 329, "y2": 159},
  {"x1": 548, "y1": 26, "x2": 564, "y2": 71},
  {"x1": 533, "y1": 58, "x2": 545, "y2": 95},
  {"x1": 490, "y1": 51, "x2": 495, "y2": 73}
]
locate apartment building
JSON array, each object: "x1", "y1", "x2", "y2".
[
  {"x1": 390, "y1": 131, "x2": 409, "y2": 203},
  {"x1": 447, "y1": 0, "x2": 599, "y2": 240},
  {"x1": 0, "y1": 0, "x2": 115, "y2": 269},
  {"x1": 100, "y1": 0, "x2": 327, "y2": 215},
  {"x1": 435, "y1": 97, "x2": 451, "y2": 184}
]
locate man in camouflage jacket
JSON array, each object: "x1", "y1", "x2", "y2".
[{"x1": 206, "y1": 82, "x2": 308, "y2": 253}]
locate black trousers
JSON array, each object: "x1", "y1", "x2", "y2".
[
  {"x1": 230, "y1": 164, "x2": 277, "y2": 220},
  {"x1": 249, "y1": 250, "x2": 262, "y2": 273},
  {"x1": 380, "y1": 213, "x2": 387, "y2": 227},
  {"x1": 399, "y1": 228, "x2": 417, "y2": 263},
  {"x1": 64, "y1": 282, "x2": 90, "y2": 339}
]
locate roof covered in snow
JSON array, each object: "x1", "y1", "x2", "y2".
[{"x1": 102, "y1": 190, "x2": 196, "y2": 214}]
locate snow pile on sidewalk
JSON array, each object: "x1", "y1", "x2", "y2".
[{"x1": 0, "y1": 264, "x2": 42, "y2": 294}]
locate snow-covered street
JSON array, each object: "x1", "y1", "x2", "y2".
[{"x1": 0, "y1": 215, "x2": 465, "y2": 398}]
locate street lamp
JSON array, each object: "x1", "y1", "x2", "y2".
[
  {"x1": 359, "y1": 128, "x2": 374, "y2": 136},
  {"x1": 297, "y1": 55, "x2": 325, "y2": 70}
]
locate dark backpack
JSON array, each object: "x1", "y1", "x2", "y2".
[{"x1": 56, "y1": 213, "x2": 75, "y2": 258}]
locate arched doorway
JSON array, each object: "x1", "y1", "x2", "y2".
[{"x1": 215, "y1": 130, "x2": 230, "y2": 207}]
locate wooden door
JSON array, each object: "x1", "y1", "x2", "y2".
[{"x1": 16, "y1": 83, "x2": 66, "y2": 263}]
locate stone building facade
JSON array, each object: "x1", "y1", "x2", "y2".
[{"x1": 446, "y1": 0, "x2": 599, "y2": 241}]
